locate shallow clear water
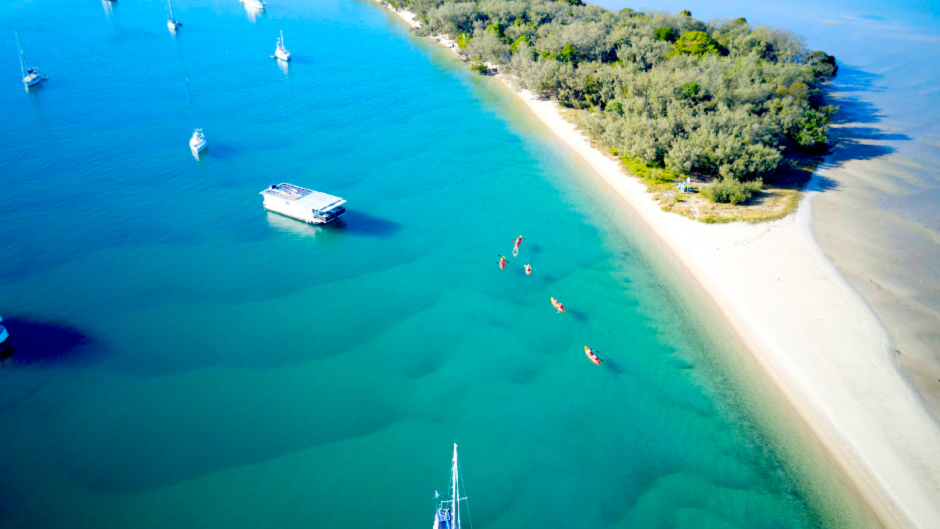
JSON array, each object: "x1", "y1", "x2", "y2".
[{"x1": 0, "y1": 0, "x2": 877, "y2": 527}]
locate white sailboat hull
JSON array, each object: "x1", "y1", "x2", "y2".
[
  {"x1": 23, "y1": 72, "x2": 44, "y2": 87},
  {"x1": 275, "y1": 48, "x2": 290, "y2": 61},
  {"x1": 190, "y1": 131, "x2": 207, "y2": 153}
]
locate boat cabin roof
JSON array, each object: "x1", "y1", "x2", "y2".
[{"x1": 260, "y1": 183, "x2": 346, "y2": 211}]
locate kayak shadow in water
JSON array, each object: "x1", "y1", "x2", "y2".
[
  {"x1": 527, "y1": 243, "x2": 543, "y2": 254},
  {"x1": 535, "y1": 273, "x2": 556, "y2": 284},
  {"x1": 603, "y1": 357, "x2": 626, "y2": 375},
  {"x1": 1, "y1": 316, "x2": 98, "y2": 366},
  {"x1": 566, "y1": 308, "x2": 589, "y2": 321}
]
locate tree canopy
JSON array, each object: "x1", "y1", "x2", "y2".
[{"x1": 386, "y1": 0, "x2": 838, "y2": 184}]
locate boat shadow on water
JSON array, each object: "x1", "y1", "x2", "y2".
[
  {"x1": 197, "y1": 143, "x2": 240, "y2": 161},
  {"x1": 331, "y1": 211, "x2": 402, "y2": 237},
  {"x1": 0, "y1": 317, "x2": 99, "y2": 367},
  {"x1": 264, "y1": 210, "x2": 402, "y2": 239}
]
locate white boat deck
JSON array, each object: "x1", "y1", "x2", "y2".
[{"x1": 260, "y1": 183, "x2": 346, "y2": 224}]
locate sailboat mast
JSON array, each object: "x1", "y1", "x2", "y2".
[
  {"x1": 452, "y1": 444, "x2": 460, "y2": 529},
  {"x1": 168, "y1": 0, "x2": 174, "y2": 20},
  {"x1": 184, "y1": 74, "x2": 196, "y2": 129},
  {"x1": 14, "y1": 27, "x2": 26, "y2": 78}
]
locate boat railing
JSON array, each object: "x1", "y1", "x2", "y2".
[{"x1": 315, "y1": 206, "x2": 345, "y2": 221}]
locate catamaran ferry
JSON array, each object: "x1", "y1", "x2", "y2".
[{"x1": 260, "y1": 183, "x2": 346, "y2": 224}]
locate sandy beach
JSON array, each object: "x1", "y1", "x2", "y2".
[{"x1": 377, "y1": 2, "x2": 940, "y2": 527}]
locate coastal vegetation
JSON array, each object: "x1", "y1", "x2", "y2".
[{"x1": 380, "y1": 0, "x2": 838, "y2": 219}]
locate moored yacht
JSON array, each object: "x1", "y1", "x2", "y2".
[
  {"x1": 433, "y1": 444, "x2": 468, "y2": 529},
  {"x1": 167, "y1": 0, "x2": 182, "y2": 31},
  {"x1": 23, "y1": 66, "x2": 45, "y2": 87},
  {"x1": 260, "y1": 183, "x2": 346, "y2": 224},
  {"x1": 274, "y1": 30, "x2": 290, "y2": 61},
  {"x1": 241, "y1": 0, "x2": 265, "y2": 9},
  {"x1": 15, "y1": 28, "x2": 46, "y2": 89},
  {"x1": 190, "y1": 128, "x2": 207, "y2": 154}
]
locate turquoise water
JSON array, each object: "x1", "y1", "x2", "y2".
[{"x1": 0, "y1": 0, "x2": 876, "y2": 527}]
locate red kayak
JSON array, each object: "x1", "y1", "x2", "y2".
[
  {"x1": 584, "y1": 346, "x2": 601, "y2": 365},
  {"x1": 550, "y1": 297, "x2": 565, "y2": 312}
]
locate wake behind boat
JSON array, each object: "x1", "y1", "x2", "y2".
[{"x1": 433, "y1": 444, "x2": 469, "y2": 529}]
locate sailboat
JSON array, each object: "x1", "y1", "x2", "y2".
[
  {"x1": 433, "y1": 444, "x2": 469, "y2": 529},
  {"x1": 190, "y1": 128, "x2": 207, "y2": 153},
  {"x1": 274, "y1": 30, "x2": 290, "y2": 61},
  {"x1": 167, "y1": 0, "x2": 182, "y2": 31},
  {"x1": 15, "y1": 27, "x2": 46, "y2": 89}
]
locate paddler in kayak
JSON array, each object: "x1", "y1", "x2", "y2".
[
  {"x1": 524, "y1": 264, "x2": 532, "y2": 275},
  {"x1": 512, "y1": 235, "x2": 523, "y2": 257},
  {"x1": 584, "y1": 346, "x2": 602, "y2": 365},
  {"x1": 550, "y1": 297, "x2": 565, "y2": 312},
  {"x1": 498, "y1": 256, "x2": 507, "y2": 270}
]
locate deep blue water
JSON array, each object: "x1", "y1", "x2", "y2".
[{"x1": 0, "y1": 0, "x2": 879, "y2": 527}]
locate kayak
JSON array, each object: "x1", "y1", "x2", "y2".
[
  {"x1": 524, "y1": 264, "x2": 532, "y2": 275},
  {"x1": 499, "y1": 256, "x2": 506, "y2": 270},
  {"x1": 512, "y1": 246, "x2": 519, "y2": 257},
  {"x1": 584, "y1": 346, "x2": 601, "y2": 365},
  {"x1": 551, "y1": 297, "x2": 565, "y2": 312}
]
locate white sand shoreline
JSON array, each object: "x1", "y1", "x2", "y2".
[{"x1": 377, "y1": 3, "x2": 940, "y2": 527}]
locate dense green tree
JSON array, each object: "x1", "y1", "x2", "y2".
[
  {"x1": 653, "y1": 26, "x2": 677, "y2": 42},
  {"x1": 804, "y1": 50, "x2": 838, "y2": 76},
  {"x1": 669, "y1": 31, "x2": 720, "y2": 57},
  {"x1": 509, "y1": 34, "x2": 532, "y2": 53}
]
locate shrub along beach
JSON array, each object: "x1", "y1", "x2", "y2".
[{"x1": 375, "y1": 0, "x2": 940, "y2": 527}]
